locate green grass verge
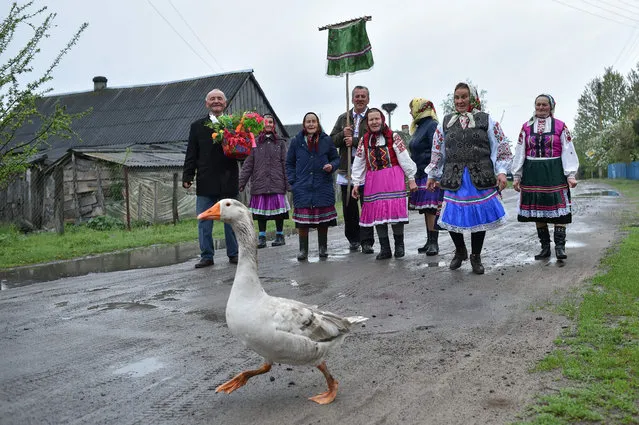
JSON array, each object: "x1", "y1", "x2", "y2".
[
  {"x1": 513, "y1": 179, "x2": 639, "y2": 425},
  {"x1": 0, "y1": 201, "x2": 345, "y2": 269}
]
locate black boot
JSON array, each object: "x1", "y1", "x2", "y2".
[
  {"x1": 376, "y1": 237, "x2": 392, "y2": 260},
  {"x1": 394, "y1": 234, "x2": 405, "y2": 258},
  {"x1": 297, "y1": 233, "x2": 308, "y2": 261},
  {"x1": 272, "y1": 233, "x2": 285, "y2": 247},
  {"x1": 257, "y1": 235, "x2": 267, "y2": 249},
  {"x1": 361, "y1": 239, "x2": 374, "y2": 254},
  {"x1": 534, "y1": 226, "x2": 551, "y2": 260},
  {"x1": 554, "y1": 226, "x2": 567, "y2": 260},
  {"x1": 318, "y1": 230, "x2": 328, "y2": 259},
  {"x1": 425, "y1": 231, "x2": 439, "y2": 256},
  {"x1": 417, "y1": 232, "x2": 431, "y2": 253},
  {"x1": 470, "y1": 254, "x2": 485, "y2": 274},
  {"x1": 449, "y1": 247, "x2": 468, "y2": 270}
]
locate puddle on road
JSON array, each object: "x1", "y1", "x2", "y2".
[
  {"x1": 113, "y1": 357, "x2": 164, "y2": 377},
  {"x1": 0, "y1": 242, "x2": 200, "y2": 289},
  {"x1": 575, "y1": 190, "x2": 620, "y2": 197}
]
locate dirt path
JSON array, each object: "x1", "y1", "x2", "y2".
[{"x1": 0, "y1": 181, "x2": 625, "y2": 425}]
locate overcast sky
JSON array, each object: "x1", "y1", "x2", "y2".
[{"x1": 5, "y1": 0, "x2": 638, "y2": 140}]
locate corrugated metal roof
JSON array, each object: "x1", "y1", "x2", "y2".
[
  {"x1": 81, "y1": 151, "x2": 185, "y2": 168},
  {"x1": 12, "y1": 70, "x2": 259, "y2": 163}
]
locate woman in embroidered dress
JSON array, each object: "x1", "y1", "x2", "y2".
[
  {"x1": 286, "y1": 112, "x2": 340, "y2": 261},
  {"x1": 407, "y1": 98, "x2": 443, "y2": 256},
  {"x1": 425, "y1": 82, "x2": 512, "y2": 274},
  {"x1": 512, "y1": 94, "x2": 578, "y2": 260},
  {"x1": 352, "y1": 108, "x2": 417, "y2": 260},
  {"x1": 239, "y1": 114, "x2": 290, "y2": 249}
]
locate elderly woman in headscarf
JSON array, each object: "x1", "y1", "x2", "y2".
[
  {"x1": 512, "y1": 94, "x2": 579, "y2": 261},
  {"x1": 351, "y1": 107, "x2": 417, "y2": 260},
  {"x1": 425, "y1": 82, "x2": 513, "y2": 274},
  {"x1": 239, "y1": 114, "x2": 290, "y2": 249},
  {"x1": 286, "y1": 112, "x2": 340, "y2": 261},
  {"x1": 407, "y1": 98, "x2": 443, "y2": 256}
]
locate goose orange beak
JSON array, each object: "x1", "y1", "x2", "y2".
[{"x1": 197, "y1": 202, "x2": 221, "y2": 221}]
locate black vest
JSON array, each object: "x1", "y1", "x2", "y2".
[{"x1": 440, "y1": 112, "x2": 496, "y2": 191}]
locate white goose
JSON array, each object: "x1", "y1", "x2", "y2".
[{"x1": 198, "y1": 199, "x2": 368, "y2": 404}]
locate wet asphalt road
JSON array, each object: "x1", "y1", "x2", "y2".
[{"x1": 0, "y1": 182, "x2": 628, "y2": 425}]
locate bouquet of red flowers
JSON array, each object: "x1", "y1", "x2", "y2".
[{"x1": 207, "y1": 112, "x2": 265, "y2": 160}]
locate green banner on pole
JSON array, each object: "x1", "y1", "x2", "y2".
[{"x1": 326, "y1": 20, "x2": 374, "y2": 76}]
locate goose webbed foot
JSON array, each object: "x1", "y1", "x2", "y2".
[
  {"x1": 308, "y1": 361, "x2": 339, "y2": 405},
  {"x1": 216, "y1": 363, "x2": 272, "y2": 394}
]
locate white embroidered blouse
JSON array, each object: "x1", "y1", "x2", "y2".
[
  {"x1": 351, "y1": 133, "x2": 417, "y2": 186},
  {"x1": 425, "y1": 115, "x2": 512, "y2": 180},
  {"x1": 511, "y1": 117, "x2": 579, "y2": 180}
]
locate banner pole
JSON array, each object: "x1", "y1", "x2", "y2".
[{"x1": 345, "y1": 73, "x2": 352, "y2": 206}]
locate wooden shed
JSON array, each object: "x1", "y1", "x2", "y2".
[{"x1": 1, "y1": 70, "x2": 287, "y2": 230}]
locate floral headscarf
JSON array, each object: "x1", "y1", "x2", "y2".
[
  {"x1": 446, "y1": 83, "x2": 482, "y2": 129},
  {"x1": 409, "y1": 98, "x2": 439, "y2": 135}
]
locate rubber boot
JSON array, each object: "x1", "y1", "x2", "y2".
[
  {"x1": 297, "y1": 233, "x2": 309, "y2": 261},
  {"x1": 394, "y1": 234, "x2": 405, "y2": 258},
  {"x1": 417, "y1": 232, "x2": 431, "y2": 253},
  {"x1": 425, "y1": 231, "x2": 439, "y2": 256},
  {"x1": 318, "y1": 230, "x2": 328, "y2": 259},
  {"x1": 449, "y1": 246, "x2": 468, "y2": 270},
  {"x1": 554, "y1": 226, "x2": 567, "y2": 260},
  {"x1": 272, "y1": 233, "x2": 285, "y2": 247},
  {"x1": 470, "y1": 254, "x2": 485, "y2": 274},
  {"x1": 257, "y1": 235, "x2": 267, "y2": 249},
  {"x1": 376, "y1": 237, "x2": 392, "y2": 260},
  {"x1": 534, "y1": 226, "x2": 551, "y2": 260}
]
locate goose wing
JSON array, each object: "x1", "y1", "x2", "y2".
[{"x1": 267, "y1": 296, "x2": 363, "y2": 343}]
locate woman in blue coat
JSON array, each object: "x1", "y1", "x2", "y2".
[
  {"x1": 407, "y1": 98, "x2": 443, "y2": 255},
  {"x1": 286, "y1": 112, "x2": 340, "y2": 261}
]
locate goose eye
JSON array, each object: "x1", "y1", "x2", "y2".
[{"x1": 225, "y1": 201, "x2": 231, "y2": 207}]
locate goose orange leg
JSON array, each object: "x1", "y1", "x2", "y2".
[
  {"x1": 216, "y1": 363, "x2": 272, "y2": 394},
  {"x1": 308, "y1": 361, "x2": 339, "y2": 404}
]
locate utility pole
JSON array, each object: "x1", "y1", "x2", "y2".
[{"x1": 596, "y1": 81, "x2": 603, "y2": 178}]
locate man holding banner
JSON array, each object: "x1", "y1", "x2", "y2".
[
  {"x1": 321, "y1": 16, "x2": 374, "y2": 254},
  {"x1": 331, "y1": 86, "x2": 375, "y2": 253}
]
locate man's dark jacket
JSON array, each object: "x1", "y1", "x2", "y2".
[
  {"x1": 182, "y1": 116, "x2": 239, "y2": 196},
  {"x1": 330, "y1": 109, "x2": 368, "y2": 176}
]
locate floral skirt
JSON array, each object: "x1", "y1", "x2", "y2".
[
  {"x1": 292, "y1": 206, "x2": 337, "y2": 228},
  {"x1": 249, "y1": 194, "x2": 290, "y2": 221},
  {"x1": 439, "y1": 167, "x2": 507, "y2": 233},
  {"x1": 517, "y1": 157, "x2": 572, "y2": 224},
  {"x1": 409, "y1": 175, "x2": 443, "y2": 213},
  {"x1": 360, "y1": 166, "x2": 409, "y2": 227}
]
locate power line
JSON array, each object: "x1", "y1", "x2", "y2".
[
  {"x1": 616, "y1": 0, "x2": 639, "y2": 12},
  {"x1": 166, "y1": 0, "x2": 225, "y2": 72},
  {"x1": 575, "y1": 0, "x2": 639, "y2": 24},
  {"x1": 146, "y1": 0, "x2": 218, "y2": 72},
  {"x1": 549, "y1": 0, "x2": 639, "y2": 28},
  {"x1": 595, "y1": 0, "x2": 639, "y2": 15},
  {"x1": 613, "y1": 28, "x2": 639, "y2": 67}
]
